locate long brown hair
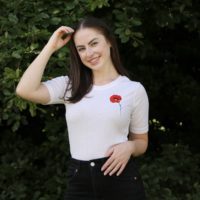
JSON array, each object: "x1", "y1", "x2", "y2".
[{"x1": 64, "y1": 16, "x2": 129, "y2": 103}]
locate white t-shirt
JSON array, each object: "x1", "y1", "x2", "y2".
[{"x1": 43, "y1": 75, "x2": 149, "y2": 160}]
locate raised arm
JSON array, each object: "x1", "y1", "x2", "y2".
[{"x1": 16, "y1": 26, "x2": 74, "y2": 104}]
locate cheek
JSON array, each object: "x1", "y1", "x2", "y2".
[
  {"x1": 78, "y1": 53, "x2": 85, "y2": 62},
  {"x1": 103, "y1": 46, "x2": 111, "y2": 58}
]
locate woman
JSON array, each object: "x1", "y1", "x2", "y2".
[{"x1": 16, "y1": 17, "x2": 149, "y2": 200}]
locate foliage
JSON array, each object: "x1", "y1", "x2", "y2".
[
  {"x1": 0, "y1": 110, "x2": 69, "y2": 200},
  {"x1": 138, "y1": 144, "x2": 200, "y2": 200},
  {"x1": 1, "y1": 133, "x2": 199, "y2": 200},
  {"x1": 0, "y1": 0, "x2": 200, "y2": 199},
  {"x1": 0, "y1": 0, "x2": 199, "y2": 147}
]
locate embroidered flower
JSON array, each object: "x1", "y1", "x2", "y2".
[
  {"x1": 110, "y1": 95, "x2": 122, "y2": 115},
  {"x1": 110, "y1": 95, "x2": 122, "y2": 103}
]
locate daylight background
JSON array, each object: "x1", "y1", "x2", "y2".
[{"x1": 0, "y1": 0, "x2": 200, "y2": 199}]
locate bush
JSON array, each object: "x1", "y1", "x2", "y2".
[
  {"x1": 1, "y1": 133, "x2": 199, "y2": 200},
  {"x1": 0, "y1": 0, "x2": 200, "y2": 199},
  {"x1": 0, "y1": 129, "x2": 69, "y2": 200},
  {"x1": 138, "y1": 144, "x2": 200, "y2": 200}
]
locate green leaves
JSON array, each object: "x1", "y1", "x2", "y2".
[
  {"x1": 12, "y1": 51, "x2": 22, "y2": 59},
  {"x1": 86, "y1": 0, "x2": 110, "y2": 11},
  {"x1": 51, "y1": 17, "x2": 62, "y2": 25},
  {"x1": 113, "y1": 6, "x2": 144, "y2": 47},
  {"x1": 8, "y1": 13, "x2": 19, "y2": 24},
  {"x1": 0, "y1": 128, "x2": 69, "y2": 200},
  {"x1": 1, "y1": 67, "x2": 44, "y2": 131},
  {"x1": 0, "y1": 0, "x2": 200, "y2": 199},
  {"x1": 138, "y1": 144, "x2": 200, "y2": 199}
]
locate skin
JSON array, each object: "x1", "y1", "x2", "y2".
[
  {"x1": 16, "y1": 26, "x2": 148, "y2": 176},
  {"x1": 74, "y1": 28, "x2": 119, "y2": 85},
  {"x1": 16, "y1": 26, "x2": 74, "y2": 104},
  {"x1": 74, "y1": 28, "x2": 148, "y2": 176},
  {"x1": 101, "y1": 133, "x2": 148, "y2": 176}
]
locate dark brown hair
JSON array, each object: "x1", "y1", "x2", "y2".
[{"x1": 64, "y1": 16, "x2": 129, "y2": 103}]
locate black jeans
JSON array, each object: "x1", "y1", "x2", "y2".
[{"x1": 64, "y1": 156, "x2": 146, "y2": 200}]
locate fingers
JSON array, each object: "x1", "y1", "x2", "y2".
[
  {"x1": 62, "y1": 26, "x2": 74, "y2": 33},
  {"x1": 47, "y1": 26, "x2": 74, "y2": 51},
  {"x1": 101, "y1": 152, "x2": 126, "y2": 176},
  {"x1": 101, "y1": 142, "x2": 132, "y2": 176},
  {"x1": 102, "y1": 159, "x2": 126, "y2": 176},
  {"x1": 56, "y1": 26, "x2": 74, "y2": 37},
  {"x1": 109, "y1": 162, "x2": 126, "y2": 176},
  {"x1": 51, "y1": 26, "x2": 74, "y2": 42},
  {"x1": 109, "y1": 162, "x2": 122, "y2": 176},
  {"x1": 101, "y1": 156, "x2": 115, "y2": 172},
  {"x1": 103, "y1": 160, "x2": 121, "y2": 176},
  {"x1": 116, "y1": 163, "x2": 126, "y2": 176}
]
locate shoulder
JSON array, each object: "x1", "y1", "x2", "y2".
[
  {"x1": 120, "y1": 76, "x2": 146, "y2": 91},
  {"x1": 50, "y1": 75, "x2": 69, "y2": 82},
  {"x1": 119, "y1": 76, "x2": 149, "y2": 105}
]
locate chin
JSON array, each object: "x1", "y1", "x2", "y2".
[{"x1": 87, "y1": 63, "x2": 102, "y2": 71}]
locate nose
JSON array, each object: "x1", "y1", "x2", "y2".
[{"x1": 86, "y1": 47, "x2": 94, "y2": 58}]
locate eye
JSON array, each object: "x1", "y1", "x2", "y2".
[
  {"x1": 77, "y1": 47, "x2": 85, "y2": 52},
  {"x1": 91, "y1": 42, "x2": 98, "y2": 47}
]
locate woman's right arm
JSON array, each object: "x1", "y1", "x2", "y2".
[{"x1": 16, "y1": 26, "x2": 74, "y2": 104}]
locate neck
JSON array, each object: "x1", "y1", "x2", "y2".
[{"x1": 93, "y1": 67, "x2": 119, "y2": 85}]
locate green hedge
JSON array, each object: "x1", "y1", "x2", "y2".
[
  {"x1": 1, "y1": 131, "x2": 199, "y2": 199},
  {"x1": 1, "y1": 0, "x2": 199, "y2": 148},
  {"x1": 1, "y1": 0, "x2": 200, "y2": 199},
  {"x1": 139, "y1": 144, "x2": 200, "y2": 200}
]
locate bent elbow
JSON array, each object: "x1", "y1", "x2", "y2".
[
  {"x1": 15, "y1": 85, "x2": 21, "y2": 96},
  {"x1": 15, "y1": 85, "x2": 23, "y2": 97},
  {"x1": 15, "y1": 85, "x2": 29, "y2": 100}
]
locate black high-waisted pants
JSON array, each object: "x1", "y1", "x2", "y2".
[{"x1": 64, "y1": 156, "x2": 146, "y2": 200}]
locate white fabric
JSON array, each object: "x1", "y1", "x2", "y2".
[{"x1": 43, "y1": 75, "x2": 149, "y2": 160}]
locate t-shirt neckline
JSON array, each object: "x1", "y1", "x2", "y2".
[{"x1": 92, "y1": 75, "x2": 124, "y2": 90}]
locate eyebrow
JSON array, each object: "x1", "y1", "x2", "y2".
[{"x1": 76, "y1": 38, "x2": 98, "y2": 48}]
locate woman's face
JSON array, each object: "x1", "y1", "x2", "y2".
[{"x1": 74, "y1": 28, "x2": 113, "y2": 72}]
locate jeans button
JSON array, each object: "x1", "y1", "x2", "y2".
[{"x1": 90, "y1": 162, "x2": 95, "y2": 167}]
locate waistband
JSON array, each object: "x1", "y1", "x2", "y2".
[{"x1": 70, "y1": 157, "x2": 109, "y2": 166}]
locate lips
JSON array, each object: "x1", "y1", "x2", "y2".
[{"x1": 88, "y1": 57, "x2": 100, "y2": 65}]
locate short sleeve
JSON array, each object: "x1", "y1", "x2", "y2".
[
  {"x1": 42, "y1": 76, "x2": 69, "y2": 105},
  {"x1": 129, "y1": 83, "x2": 149, "y2": 134}
]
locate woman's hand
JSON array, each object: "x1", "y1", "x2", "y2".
[
  {"x1": 46, "y1": 26, "x2": 74, "y2": 53},
  {"x1": 101, "y1": 141, "x2": 134, "y2": 176}
]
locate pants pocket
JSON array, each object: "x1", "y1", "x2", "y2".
[
  {"x1": 66, "y1": 161, "x2": 80, "y2": 182},
  {"x1": 109, "y1": 158, "x2": 146, "y2": 199},
  {"x1": 113, "y1": 157, "x2": 141, "y2": 180}
]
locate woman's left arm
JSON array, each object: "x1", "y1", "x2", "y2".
[
  {"x1": 101, "y1": 133, "x2": 148, "y2": 176},
  {"x1": 101, "y1": 83, "x2": 149, "y2": 176},
  {"x1": 128, "y1": 132, "x2": 148, "y2": 157}
]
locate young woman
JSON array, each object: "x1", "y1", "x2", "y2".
[{"x1": 16, "y1": 17, "x2": 149, "y2": 200}]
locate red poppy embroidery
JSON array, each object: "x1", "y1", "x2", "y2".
[
  {"x1": 110, "y1": 95, "x2": 122, "y2": 103},
  {"x1": 110, "y1": 95, "x2": 122, "y2": 115}
]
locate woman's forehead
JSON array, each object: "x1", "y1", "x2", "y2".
[{"x1": 74, "y1": 28, "x2": 103, "y2": 44}]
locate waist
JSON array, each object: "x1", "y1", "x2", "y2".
[
  {"x1": 70, "y1": 157, "x2": 109, "y2": 164},
  {"x1": 69, "y1": 138, "x2": 128, "y2": 161},
  {"x1": 70, "y1": 157, "x2": 109, "y2": 165}
]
